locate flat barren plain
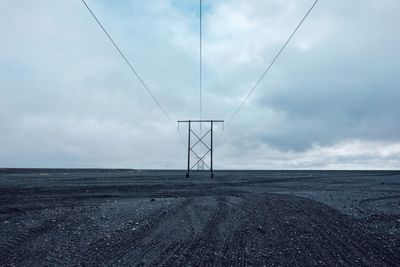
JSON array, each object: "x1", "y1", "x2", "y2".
[{"x1": 1, "y1": 169, "x2": 399, "y2": 266}]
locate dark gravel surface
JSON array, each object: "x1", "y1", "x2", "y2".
[{"x1": 0, "y1": 169, "x2": 399, "y2": 266}]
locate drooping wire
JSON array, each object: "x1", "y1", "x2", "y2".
[
  {"x1": 177, "y1": 124, "x2": 187, "y2": 147},
  {"x1": 81, "y1": 0, "x2": 176, "y2": 128},
  {"x1": 214, "y1": 0, "x2": 319, "y2": 150},
  {"x1": 224, "y1": 0, "x2": 319, "y2": 129}
]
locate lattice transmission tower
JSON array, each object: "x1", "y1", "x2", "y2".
[{"x1": 178, "y1": 120, "x2": 223, "y2": 178}]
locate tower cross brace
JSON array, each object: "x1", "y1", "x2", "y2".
[{"x1": 178, "y1": 120, "x2": 224, "y2": 178}]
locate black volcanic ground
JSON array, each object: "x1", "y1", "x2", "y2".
[{"x1": 1, "y1": 169, "x2": 399, "y2": 266}]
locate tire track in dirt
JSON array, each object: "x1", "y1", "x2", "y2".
[
  {"x1": 130, "y1": 199, "x2": 203, "y2": 265},
  {"x1": 155, "y1": 196, "x2": 255, "y2": 267},
  {"x1": 31, "y1": 206, "x2": 101, "y2": 267},
  {"x1": 153, "y1": 196, "x2": 238, "y2": 266},
  {"x1": 284, "y1": 197, "x2": 357, "y2": 266},
  {"x1": 268, "y1": 196, "x2": 350, "y2": 265},
  {"x1": 303, "y1": 200, "x2": 399, "y2": 266},
  {"x1": 359, "y1": 195, "x2": 400, "y2": 207},
  {"x1": 78, "y1": 198, "x2": 194, "y2": 266},
  {"x1": 0, "y1": 212, "x2": 71, "y2": 266},
  {"x1": 216, "y1": 193, "x2": 400, "y2": 267},
  {"x1": 1, "y1": 184, "x2": 400, "y2": 266},
  {"x1": 264, "y1": 194, "x2": 400, "y2": 266},
  {"x1": 146, "y1": 207, "x2": 205, "y2": 265},
  {"x1": 131, "y1": 193, "x2": 400, "y2": 266},
  {"x1": 159, "y1": 197, "x2": 226, "y2": 266}
]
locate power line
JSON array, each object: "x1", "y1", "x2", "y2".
[
  {"x1": 224, "y1": 0, "x2": 319, "y2": 129},
  {"x1": 199, "y1": 0, "x2": 203, "y2": 132},
  {"x1": 80, "y1": 0, "x2": 176, "y2": 128}
]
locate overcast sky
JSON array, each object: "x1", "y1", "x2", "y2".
[{"x1": 1, "y1": 0, "x2": 399, "y2": 169}]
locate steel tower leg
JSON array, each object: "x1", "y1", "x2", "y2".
[
  {"x1": 210, "y1": 121, "x2": 214, "y2": 178},
  {"x1": 186, "y1": 120, "x2": 191, "y2": 178}
]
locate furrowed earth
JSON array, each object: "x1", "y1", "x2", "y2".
[{"x1": 0, "y1": 169, "x2": 399, "y2": 266}]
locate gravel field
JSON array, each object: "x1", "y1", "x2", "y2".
[{"x1": 0, "y1": 169, "x2": 399, "y2": 266}]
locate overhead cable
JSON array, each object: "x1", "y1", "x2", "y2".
[
  {"x1": 224, "y1": 0, "x2": 319, "y2": 128},
  {"x1": 199, "y1": 0, "x2": 203, "y2": 132},
  {"x1": 81, "y1": 0, "x2": 176, "y2": 128}
]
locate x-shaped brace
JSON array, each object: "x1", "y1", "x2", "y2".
[
  {"x1": 190, "y1": 150, "x2": 210, "y2": 170},
  {"x1": 190, "y1": 129, "x2": 211, "y2": 151}
]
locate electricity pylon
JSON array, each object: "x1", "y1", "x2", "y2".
[{"x1": 178, "y1": 120, "x2": 224, "y2": 178}]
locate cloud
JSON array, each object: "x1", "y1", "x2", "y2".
[
  {"x1": 0, "y1": 0, "x2": 399, "y2": 169},
  {"x1": 217, "y1": 139, "x2": 400, "y2": 170}
]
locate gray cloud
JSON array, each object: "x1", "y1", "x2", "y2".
[{"x1": 0, "y1": 0, "x2": 399, "y2": 169}]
